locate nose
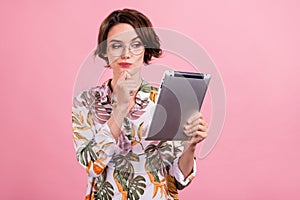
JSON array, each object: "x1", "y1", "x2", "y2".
[{"x1": 120, "y1": 45, "x2": 131, "y2": 59}]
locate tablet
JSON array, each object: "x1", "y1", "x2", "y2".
[{"x1": 145, "y1": 70, "x2": 211, "y2": 141}]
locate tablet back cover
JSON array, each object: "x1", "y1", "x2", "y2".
[{"x1": 146, "y1": 71, "x2": 211, "y2": 141}]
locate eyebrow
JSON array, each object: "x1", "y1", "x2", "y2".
[{"x1": 108, "y1": 36, "x2": 140, "y2": 43}]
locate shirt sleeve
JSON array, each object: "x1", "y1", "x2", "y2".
[
  {"x1": 169, "y1": 157, "x2": 197, "y2": 188},
  {"x1": 72, "y1": 89, "x2": 119, "y2": 177},
  {"x1": 168, "y1": 141, "x2": 197, "y2": 189}
]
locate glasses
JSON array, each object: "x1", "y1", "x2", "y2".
[{"x1": 107, "y1": 41, "x2": 145, "y2": 57}]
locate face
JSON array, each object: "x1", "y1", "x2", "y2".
[{"x1": 104, "y1": 23, "x2": 145, "y2": 79}]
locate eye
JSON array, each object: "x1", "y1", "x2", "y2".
[
  {"x1": 131, "y1": 41, "x2": 143, "y2": 49},
  {"x1": 111, "y1": 43, "x2": 122, "y2": 49}
]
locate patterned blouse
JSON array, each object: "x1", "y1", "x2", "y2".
[{"x1": 72, "y1": 79, "x2": 196, "y2": 200}]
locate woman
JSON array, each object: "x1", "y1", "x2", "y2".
[{"x1": 72, "y1": 8, "x2": 208, "y2": 200}]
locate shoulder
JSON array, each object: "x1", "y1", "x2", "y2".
[
  {"x1": 72, "y1": 86, "x2": 99, "y2": 108},
  {"x1": 73, "y1": 81, "x2": 111, "y2": 108},
  {"x1": 73, "y1": 85, "x2": 101, "y2": 100}
]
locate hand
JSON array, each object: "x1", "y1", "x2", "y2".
[
  {"x1": 113, "y1": 71, "x2": 140, "y2": 108},
  {"x1": 183, "y1": 112, "x2": 208, "y2": 146}
]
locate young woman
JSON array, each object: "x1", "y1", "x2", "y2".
[{"x1": 72, "y1": 8, "x2": 208, "y2": 200}]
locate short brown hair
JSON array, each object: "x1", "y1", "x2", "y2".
[{"x1": 94, "y1": 8, "x2": 162, "y2": 65}]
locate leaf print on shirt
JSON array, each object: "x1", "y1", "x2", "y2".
[
  {"x1": 128, "y1": 102, "x2": 148, "y2": 120},
  {"x1": 122, "y1": 118, "x2": 145, "y2": 151},
  {"x1": 130, "y1": 122, "x2": 145, "y2": 150},
  {"x1": 72, "y1": 79, "x2": 196, "y2": 200},
  {"x1": 112, "y1": 151, "x2": 146, "y2": 200},
  {"x1": 77, "y1": 140, "x2": 98, "y2": 167},
  {"x1": 139, "y1": 81, "x2": 151, "y2": 93},
  {"x1": 128, "y1": 80, "x2": 151, "y2": 120},
  {"x1": 149, "y1": 86, "x2": 158, "y2": 103},
  {"x1": 93, "y1": 169, "x2": 114, "y2": 200},
  {"x1": 73, "y1": 87, "x2": 112, "y2": 125},
  {"x1": 145, "y1": 141, "x2": 180, "y2": 198},
  {"x1": 72, "y1": 109, "x2": 93, "y2": 143},
  {"x1": 123, "y1": 117, "x2": 132, "y2": 140},
  {"x1": 145, "y1": 141, "x2": 176, "y2": 176},
  {"x1": 127, "y1": 175, "x2": 147, "y2": 200},
  {"x1": 146, "y1": 171, "x2": 168, "y2": 199}
]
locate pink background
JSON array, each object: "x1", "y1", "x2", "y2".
[{"x1": 1, "y1": 0, "x2": 299, "y2": 199}]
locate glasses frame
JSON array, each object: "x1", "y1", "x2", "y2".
[{"x1": 107, "y1": 41, "x2": 146, "y2": 57}]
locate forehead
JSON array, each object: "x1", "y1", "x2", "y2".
[{"x1": 107, "y1": 23, "x2": 139, "y2": 42}]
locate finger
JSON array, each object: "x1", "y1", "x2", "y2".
[
  {"x1": 195, "y1": 118, "x2": 207, "y2": 127},
  {"x1": 185, "y1": 115, "x2": 207, "y2": 131},
  {"x1": 119, "y1": 71, "x2": 131, "y2": 81},
  {"x1": 190, "y1": 131, "x2": 207, "y2": 140},
  {"x1": 199, "y1": 113, "x2": 204, "y2": 119},
  {"x1": 185, "y1": 113, "x2": 208, "y2": 128},
  {"x1": 191, "y1": 133, "x2": 207, "y2": 144},
  {"x1": 121, "y1": 84, "x2": 140, "y2": 92},
  {"x1": 186, "y1": 112, "x2": 202, "y2": 125},
  {"x1": 126, "y1": 65, "x2": 140, "y2": 76},
  {"x1": 200, "y1": 123, "x2": 208, "y2": 132},
  {"x1": 184, "y1": 118, "x2": 201, "y2": 130},
  {"x1": 119, "y1": 80, "x2": 141, "y2": 92},
  {"x1": 195, "y1": 131, "x2": 207, "y2": 139},
  {"x1": 116, "y1": 81, "x2": 137, "y2": 91},
  {"x1": 121, "y1": 80, "x2": 139, "y2": 85},
  {"x1": 118, "y1": 77, "x2": 139, "y2": 85},
  {"x1": 116, "y1": 72, "x2": 127, "y2": 85},
  {"x1": 201, "y1": 120, "x2": 208, "y2": 129},
  {"x1": 184, "y1": 124, "x2": 207, "y2": 135},
  {"x1": 184, "y1": 124, "x2": 197, "y2": 135}
]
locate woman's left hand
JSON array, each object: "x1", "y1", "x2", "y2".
[{"x1": 183, "y1": 112, "x2": 208, "y2": 146}]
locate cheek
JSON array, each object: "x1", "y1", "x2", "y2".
[
  {"x1": 135, "y1": 54, "x2": 144, "y2": 64},
  {"x1": 107, "y1": 55, "x2": 118, "y2": 65}
]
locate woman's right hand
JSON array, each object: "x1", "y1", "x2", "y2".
[
  {"x1": 108, "y1": 71, "x2": 141, "y2": 140},
  {"x1": 113, "y1": 71, "x2": 139, "y2": 109}
]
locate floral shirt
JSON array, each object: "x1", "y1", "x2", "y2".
[{"x1": 72, "y1": 79, "x2": 196, "y2": 200}]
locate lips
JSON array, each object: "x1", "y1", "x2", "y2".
[{"x1": 119, "y1": 62, "x2": 132, "y2": 68}]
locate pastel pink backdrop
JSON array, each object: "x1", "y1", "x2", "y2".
[{"x1": 1, "y1": 0, "x2": 299, "y2": 199}]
